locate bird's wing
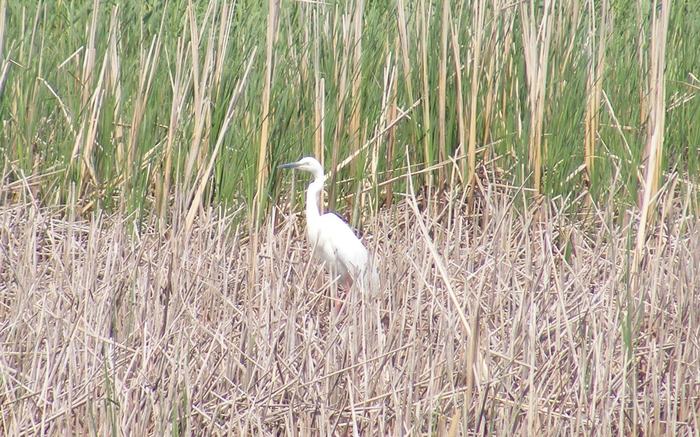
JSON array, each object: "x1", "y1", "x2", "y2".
[{"x1": 317, "y1": 213, "x2": 369, "y2": 275}]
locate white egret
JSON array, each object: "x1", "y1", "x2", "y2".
[{"x1": 279, "y1": 157, "x2": 376, "y2": 291}]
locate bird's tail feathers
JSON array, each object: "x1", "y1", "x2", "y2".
[{"x1": 358, "y1": 257, "x2": 380, "y2": 293}]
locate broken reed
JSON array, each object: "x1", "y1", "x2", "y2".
[{"x1": 1, "y1": 0, "x2": 698, "y2": 224}]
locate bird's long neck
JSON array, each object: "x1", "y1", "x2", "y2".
[{"x1": 305, "y1": 175, "x2": 324, "y2": 223}]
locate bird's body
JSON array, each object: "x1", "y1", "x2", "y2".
[
  {"x1": 279, "y1": 157, "x2": 375, "y2": 290},
  {"x1": 306, "y1": 211, "x2": 369, "y2": 281}
]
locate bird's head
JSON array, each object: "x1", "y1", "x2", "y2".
[{"x1": 278, "y1": 156, "x2": 325, "y2": 181}]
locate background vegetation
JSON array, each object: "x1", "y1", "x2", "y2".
[
  {"x1": 1, "y1": 0, "x2": 699, "y2": 434},
  {"x1": 1, "y1": 0, "x2": 698, "y2": 220}
]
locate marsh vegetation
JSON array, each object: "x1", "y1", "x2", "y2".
[{"x1": 1, "y1": 0, "x2": 699, "y2": 434}]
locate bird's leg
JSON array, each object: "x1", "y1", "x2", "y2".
[
  {"x1": 334, "y1": 274, "x2": 353, "y2": 315},
  {"x1": 341, "y1": 274, "x2": 353, "y2": 292}
]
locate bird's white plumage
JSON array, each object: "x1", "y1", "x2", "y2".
[
  {"x1": 308, "y1": 212, "x2": 369, "y2": 279},
  {"x1": 279, "y1": 156, "x2": 377, "y2": 289}
]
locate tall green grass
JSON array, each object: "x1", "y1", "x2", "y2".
[{"x1": 1, "y1": 0, "x2": 698, "y2": 223}]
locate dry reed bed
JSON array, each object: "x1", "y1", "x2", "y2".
[{"x1": 1, "y1": 187, "x2": 698, "y2": 435}]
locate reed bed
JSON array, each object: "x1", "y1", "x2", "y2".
[{"x1": 1, "y1": 173, "x2": 698, "y2": 435}]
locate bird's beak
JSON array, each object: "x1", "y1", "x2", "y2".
[{"x1": 278, "y1": 161, "x2": 300, "y2": 170}]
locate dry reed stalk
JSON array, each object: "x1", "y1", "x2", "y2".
[
  {"x1": 182, "y1": 4, "x2": 205, "y2": 192},
  {"x1": 312, "y1": 7, "x2": 322, "y2": 166},
  {"x1": 437, "y1": 0, "x2": 449, "y2": 186},
  {"x1": 74, "y1": 43, "x2": 107, "y2": 190},
  {"x1": 79, "y1": 0, "x2": 99, "y2": 108},
  {"x1": 0, "y1": 21, "x2": 11, "y2": 98},
  {"x1": 396, "y1": 0, "x2": 413, "y2": 106},
  {"x1": 121, "y1": 12, "x2": 163, "y2": 209},
  {"x1": 635, "y1": 1, "x2": 671, "y2": 245},
  {"x1": 212, "y1": 0, "x2": 234, "y2": 98},
  {"x1": 467, "y1": 0, "x2": 486, "y2": 190},
  {"x1": 635, "y1": 0, "x2": 647, "y2": 125},
  {"x1": 314, "y1": 75, "x2": 326, "y2": 212},
  {"x1": 106, "y1": 6, "x2": 124, "y2": 197},
  {"x1": 329, "y1": 8, "x2": 349, "y2": 211},
  {"x1": 635, "y1": 0, "x2": 671, "y2": 270},
  {"x1": 254, "y1": 0, "x2": 280, "y2": 219},
  {"x1": 384, "y1": 53, "x2": 399, "y2": 207},
  {"x1": 348, "y1": 0, "x2": 364, "y2": 179},
  {"x1": 299, "y1": 5, "x2": 310, "y2": 87},
  {"x1": 0, "y1": 0, "x2": 5, "y2": 76},
  {"x1": 18, "y1": 3, "x2": 45, "y2": 179},
  {"x1": 314, "y1": 78, "x2": 325, "y2": 167},
  {"x1": 520, "y1": 0, "x2": 554, "y2": 194},
  {"x1": 419, "y1": 0, "x2": 433, "y2": 187},
  {"x1": 158, "y1": 36, "x2": 187, "y2": 229},
  {"x1": 67, "y1": 0, "x2": 100, "y2": 192},
  {"x1": 450, "y1": 24, "x2": 466, "y2": 185},
  {"x1": 251, "y1": 0, "x2": 280, "y2": 293},
  {"x1": 372, "y1": 54, "x2": 396, "y2": 191},
  {"x1": 395, "y1": 0, "x2": 415, "y2": 141},
  {"x1": 480, "y1": 5, "x2": 504, "y2": 157},
  {"x1": 584, "y1": 0, "x2": 610, "y2": 184}
]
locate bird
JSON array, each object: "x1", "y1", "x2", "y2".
[{"x1": 278, "y1": 156, "x2": 377, "y2": 292}]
